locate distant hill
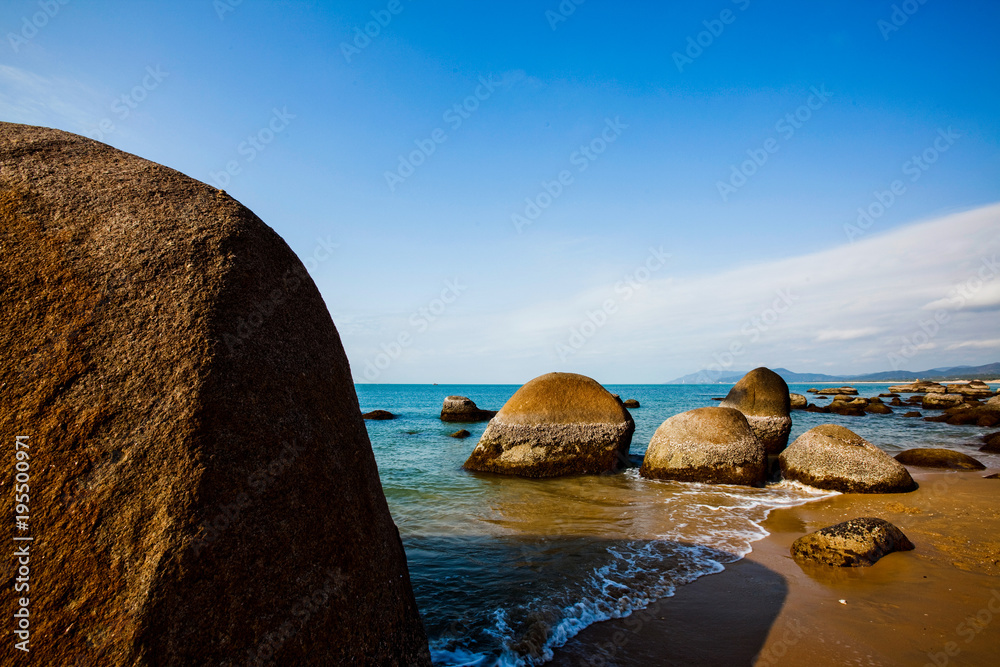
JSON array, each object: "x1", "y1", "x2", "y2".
[{"x1": 668, "y1": 362, "x2": 1000, "y2": 384}]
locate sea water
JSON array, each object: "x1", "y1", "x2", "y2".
[{"x1": 356, "y1": 383, "x2": 998, "y2": 666}]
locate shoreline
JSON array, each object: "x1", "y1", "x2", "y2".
[{"x1": 551, "y1": 468, "x2": 1000, "y2": 666}]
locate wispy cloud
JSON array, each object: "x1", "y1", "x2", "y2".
[
  {"x1": 342, "y1": 203, "x2": 1000, "y2": 382},
  {"x1": 0, "y1": 64, "x2": 101, "y2": 134}
]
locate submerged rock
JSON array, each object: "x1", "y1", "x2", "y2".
[
  {"x1": 791, "y1": 517, "x2": 915, "y2": 567},
  {"x1": 779, "y1": 424, "x2": 916, "y2": 493},
  {"x1": 922, "y1": 393, "x2": 965, "y2": 410},
  {"x1": 449, "y1": 429, "x2": 471, "y2": 439},
  {"x1": 865, "y1": 402, "x2": 893, "y2": 415},
  {"x1": 924, "y1": 406, "x2": 1000, "y2": 427},
  {"x1": 623, "y1": 398, "x2": 640, "y2": 408},
  {"x1": 0, "y1": 123, "x2": 430, "y2": 665},
  {"x1": 440, "y1": 395, "x2": 498, "y2": 423},
  {"x1": 640, "y1": 407, "x2": 767, "y2": 486},
  {"x1": 903, "y1": 411, "x2": 922, "y2": 418},
  {"x1": 718, "y1": 367, "x2": 792, "y2": 455},
  {"x1": 463, "y1": 372, "x2": 634, "y2": 477},
  {"x1": 889, "y1": 381, "x2": 943, "y2": 394},
  {"x1": 828, "y1": 399, "x2": 866, "y2": 416},
  {"x1": 894, "y1": 448, "x2": 986, "y2": 470},
  {"x1": 362, "y1": 409, "x2": 395, "y2": 420}
]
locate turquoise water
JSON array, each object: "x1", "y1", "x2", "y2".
[{"x1": 357, "y1": 383, "x2": 998, "y2": 666}]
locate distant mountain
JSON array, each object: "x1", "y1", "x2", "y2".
[{"x1": 668, "y1": 362, "x2": 1000, "y2": 384}]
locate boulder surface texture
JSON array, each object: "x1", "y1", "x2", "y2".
[
  {"x1": 779, "y1": 424, "x2": 916, "y2": 493},
  {"x1": 463, "y1": 372, "x2": 633, "y2": 477},
  {"x1": 640, "y1": 407, "x2": 767, "y2": 486},
  {"x1": 0, "y1": 123, "x2": 430, "y2": 666},
  {"x1": 791, "y1": 517, "x2": 915, "y2": 567},
  {"x1": 719, "y1": 367, "x2": 792, "y2": 455}
]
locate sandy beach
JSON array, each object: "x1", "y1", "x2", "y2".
[{"x1": 552, "y1": 467, "x2": 1000, "y2": 666}]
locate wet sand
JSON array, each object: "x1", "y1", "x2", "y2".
[{"x1": 551, "y1": 468, "x2": 1000, "y2": 666}]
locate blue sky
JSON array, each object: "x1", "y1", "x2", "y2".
[{"x1": 2, "y1": 0, "x2": 999, "y2": 382}]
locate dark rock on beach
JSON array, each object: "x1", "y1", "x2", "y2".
[
  {"x1": 894, "y1": 448, "x2": 986, "y2": 471},
  {"x1": 0, "y1": 123, "x2": 431, "y2": 665},
  {"x1": 779, "y1": 424, "x2": 916, "y2": 494},
  {"x1": 463, "y1": 372, "x2": 634, "y2": 477},
  {"x1": 640, "y1": 407, "x2": 767, "y2": 486},
  {"x1": 719, "y1": 367, "x2": 792, "y2": 455},
  {"x1": 362, "y1": 409, "x2": 395, "y2": 420},
  {"x1": 440, "y1": 395, "x2": 498, "y2": 422},
  {"x1": 791, "y1": 517, "x2": 915, "y2": 567}
]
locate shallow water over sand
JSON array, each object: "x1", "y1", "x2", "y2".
[{"x1": 357, "y1": 383, "x2": 998, "y2": 666}]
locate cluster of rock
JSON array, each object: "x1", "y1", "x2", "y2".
[{"x1": 889, "y1": 379, "x2": 996, "y2": 398}]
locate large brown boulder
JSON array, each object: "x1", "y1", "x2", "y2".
[
  {"x1": 894, "y1": 449, "x2": 986, "y2": 470},
  {"x1": 816, "y1": 386, "x2": 858, "y2": 395},
  {"x1": 779, "y1": 425, "x2": 916, "y2": 493},
  {"x1": 463, "y1": 372, "x2": 633, "y2": 477},
  {"x1": 889, "y1": 381, "x2": 941, "y2": 393},
  {"x1": 718, "y1": 367, "x2": 792, "y2": 454},
  {"x1": 0, "y1": 123, "x2": 430, "y2": 665},
  {"x1": 791, "y1": 518, "x2": 915, "y2": 567},
  {"x1": 922, "y1": 393, "x2": 965, "y2": 410},
  {"x1": 789, "y1": 393, "x2": 808, "y2": 410},
  {"x1": 639, "y1": 407, "x2": 767, "y2": 486},
  {"x1": 946, "y1": 381, "x2": 995, "y2": 398},
  {"x1": 440, "y1": 395, "x2": 497, "y2": 422}
]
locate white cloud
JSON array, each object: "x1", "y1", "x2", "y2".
[
  {"x1": 0, "y1": 64, "x2": 101, "y2": 134},
  {"x1": 947, "y1": 339, "x2": 1000, "y2": 350},
  {"x1": 345, "y1": 203, "x2": 1000, "y2": 382},
  {"x1": 815, "y1": 327, "x2": 884, "y2": 342}
]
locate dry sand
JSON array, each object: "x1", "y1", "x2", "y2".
[{"x1": 551, "y1": 468, "x2": 1000, "y2": 666}]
